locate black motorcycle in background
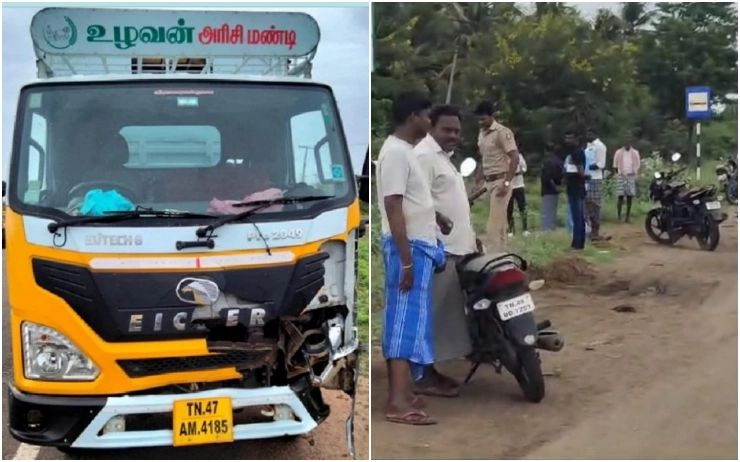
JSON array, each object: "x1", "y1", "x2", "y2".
[
  {"x1": 646, "y1": 153, "x2": 727, "y2": 251},
  {"x1": 455, "y1": 158, "x2": 564, "y2": 403},
  {"x1": 714, "y1": 157, "x2": 738, "y2": 205}
]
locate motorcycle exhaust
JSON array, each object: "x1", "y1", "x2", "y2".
[
  {"x1": 536, "y1": 330, "x2": 564, "y2": 352},
  {"x1": 529, "y1": 279, "x2": 545, "y2": 291}
]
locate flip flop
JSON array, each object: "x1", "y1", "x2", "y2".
[
  {"x1": 436, "y1": 372, "x2": 460, "y2": 388},
  {"x1": 414, "y1": 384, "x2": 460, "y2": 398},
  {"x1": 386, "y1": 410, "x2": 438, "y2": 426}
]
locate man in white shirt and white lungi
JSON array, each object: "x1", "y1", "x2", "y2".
[{"x1": 413, "y1": 104, "x2": 477, "y2": 398}]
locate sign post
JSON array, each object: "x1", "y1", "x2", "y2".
[{"x1": 685, "y1": 86, "x2": 713, "y2": 180}]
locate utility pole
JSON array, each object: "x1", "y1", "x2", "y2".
[{"x1": 445, "y1": 46, "x2": 458, "y2": 104}]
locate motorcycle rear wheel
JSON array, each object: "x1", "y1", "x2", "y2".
[
  {"x1": 645, "y1": 209, "x2": 680, "y2": 246},
  {"x1": 697, "y1": 216, "x2": 720, "y2": 251},
  {"x1": 513, "y1": 346, "x2": 545, "y2": 403}
]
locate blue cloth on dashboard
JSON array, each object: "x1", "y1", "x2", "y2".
[{"x1": 79, "y1": 189, "x2": 135, "y2": 216}]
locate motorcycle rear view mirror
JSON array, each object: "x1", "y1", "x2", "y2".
[
  {"x1": 460, "y1": 158, "x2": 477, "y2": 177},
  {"x1": 671, "y1": 152, "x2": 682, "y2": 162}
]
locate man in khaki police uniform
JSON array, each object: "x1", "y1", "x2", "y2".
[{"x1": 474, "y1": 101, "x2": 520, "y2": 252}]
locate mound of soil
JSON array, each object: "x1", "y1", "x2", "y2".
[{"x1": 530, "y1": 257, "x2": 597, "y2": 286}]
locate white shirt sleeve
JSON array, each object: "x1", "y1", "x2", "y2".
[
  {"x1": 519, "y1": 154, "x2": 527, "y2": 174},
  {"x1": 378, "y1": 149, "x2": 410, "y2": 198},
  {"x1": 416, "y1": 152, "x2": 437, "y2": 190},
  {"x1": 596, "y1": 141, "x2": 607, "y2": 169}
]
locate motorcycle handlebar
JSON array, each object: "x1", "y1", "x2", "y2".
[{"x1": 661, "y1": 166, "x2": 687, "y2": 180}]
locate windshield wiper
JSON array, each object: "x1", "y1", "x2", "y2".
[
  {"x1": 184, "y1": 195, "x2": 335, "y2": 253},
  {"x1": 47, "y1": 207, "x2": 215, "y2": 234}
]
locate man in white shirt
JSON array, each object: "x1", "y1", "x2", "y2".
[
  {"x1": 414, "y1": 105, "x2": 475, "y2": 398},
  {"x1": 376, "y1": 91, "x2": 449, "y2": 426},
  {"x1": 507, "y1": 153, "x2": 529, "y2": 236},
  {"x1": 585, "y1": 128, "x2": 608, "y2": 239}
]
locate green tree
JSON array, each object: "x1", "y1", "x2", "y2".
[{"x1": 637, "y1": 2, "x2": 738, "y2": 121}]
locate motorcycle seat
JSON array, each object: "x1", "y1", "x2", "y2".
[
  {"x1": 676, "y1": 185, "x2": 715, "y2": 203},
  {"x1": 688, "y1": 185, "x2": 716, "y2": 199}
]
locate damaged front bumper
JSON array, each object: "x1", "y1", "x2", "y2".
[{"x1": 8, "y1": 379, "x2": 328, "y2": 450}]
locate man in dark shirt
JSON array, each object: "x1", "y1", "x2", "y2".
[
  {"x1": 563, "y1": 125, "x2": 587, "y2": 250},
  {"x1": 540, "y1": 142, "x2": 563, "y2": 231}
]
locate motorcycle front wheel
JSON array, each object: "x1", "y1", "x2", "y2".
[
  {"x1": 513, "y1": 346, "x2": 545, "y2": 403},
  {"x1": 697, "y1": 215, "x2": 721, "y2": 251},
  {"x1": 645, "y1": 209, "x2": 680, "y2": 246}
]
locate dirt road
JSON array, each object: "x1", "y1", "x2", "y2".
[{"x1": 370, "y1": 216, "x2": 738, "y2": 459}]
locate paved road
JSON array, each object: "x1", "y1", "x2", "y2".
[{"x1": 1, "y1": 253, "x2": 366, "y2": 460}]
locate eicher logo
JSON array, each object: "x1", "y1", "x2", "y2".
[
  {"x1": 176, "y1": 278, "x2": 220, "y2": 306},
  {"x1": 43, "y1": 15, "x2": 78, "y2": 50}
]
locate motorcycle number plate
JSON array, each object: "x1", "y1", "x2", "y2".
[
  {"x1": 497, "y1": 293, "x2": 536, "y2": 321},
  {"x1": 705, "y1": 201, "x2": 721, "y2": 210}
]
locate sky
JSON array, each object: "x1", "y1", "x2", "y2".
[{"x1": 1, "y1": 5, "x2": 370, "y2": 180}]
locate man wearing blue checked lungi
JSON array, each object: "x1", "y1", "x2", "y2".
[{"x1": 376, "y1": 92, "x2": 451, "y2": 426}]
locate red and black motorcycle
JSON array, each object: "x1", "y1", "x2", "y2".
[{"x1": 455, "y1": 158, "x2": 565, "y2": 403}]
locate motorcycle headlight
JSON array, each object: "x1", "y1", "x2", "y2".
[{"x1": 22, "y1": 322, "x2": 100, "y2": 381}]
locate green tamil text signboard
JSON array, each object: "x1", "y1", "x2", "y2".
[{"x1": 31, "y1": 8, "x2": 320, "y2": 57}]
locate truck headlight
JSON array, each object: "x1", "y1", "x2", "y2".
[{"x1": 22, "y1": 322, "x2": 100, "y2": 381}]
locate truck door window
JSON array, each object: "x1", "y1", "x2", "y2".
[
  {"x1": 25, "y1": 113, "x2": 47, "y2": 204},
  {"x1": 291, "y1": 110, "x2": 333, "y2": 189}
]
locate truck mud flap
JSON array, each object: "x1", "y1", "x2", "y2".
[{"x1": 345, "y1": 343, "x2": 364, "y2": 460}]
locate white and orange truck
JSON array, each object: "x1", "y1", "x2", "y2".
[{"x1": 5, "y1": 7, "x2": 367, "y2": 457}]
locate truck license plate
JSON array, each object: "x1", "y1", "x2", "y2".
[
  {"x1": 173, "y1": 397, "x2": 234, "y2": 447},
  {"x1": 497, "y1": 293, "x2": 536, "y2": 321},
  {"x1": 705, "y1": 201, "x2": 721, "y2": 210}
]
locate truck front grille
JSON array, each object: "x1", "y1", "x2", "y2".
[{"x1": 118, "y1": 349, "x2": 275, "y2": 378}]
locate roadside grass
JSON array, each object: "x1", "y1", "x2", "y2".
[
  {"x1": 357, "y1": 234, "x2": 370, "y2": 374},
  {"x1": 370, "y1": 191, "x2": 628, "y2": 345},
  {"x1": 369, "y1": 165, "x2": 730, "y2": 346}
]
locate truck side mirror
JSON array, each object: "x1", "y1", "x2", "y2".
[
  {"x1": 357, "y1": 149, "x2": 370, "y2": 203},
  {"x1": 2, "y1": 180, "x2": 5, "y2": 250}
]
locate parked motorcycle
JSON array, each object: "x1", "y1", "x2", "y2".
[
  {"x1": 646, "y1": 153, "x2": 728, "y2": 251},
  {"x1": 454, "y1": 158, "x2": 564, "y2": 403},
  {"x1": 714, "y1": 157, "x2": 738, "y2": 205}
]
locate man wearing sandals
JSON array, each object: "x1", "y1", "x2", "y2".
[
  {"x1": 413, "y1": 104, "x2": 475, "y2": 398},
  {"x1": 377, "y1": 92, "x2": 451, "y2": 426}
]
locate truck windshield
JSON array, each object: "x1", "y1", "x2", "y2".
[{"x1": 11, "y1": 81, "x2": 353, "y2": 222}]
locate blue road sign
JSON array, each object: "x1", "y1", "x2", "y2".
[{"x1": 686, "y1": 86, "x2": 712, "y2": 120}]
